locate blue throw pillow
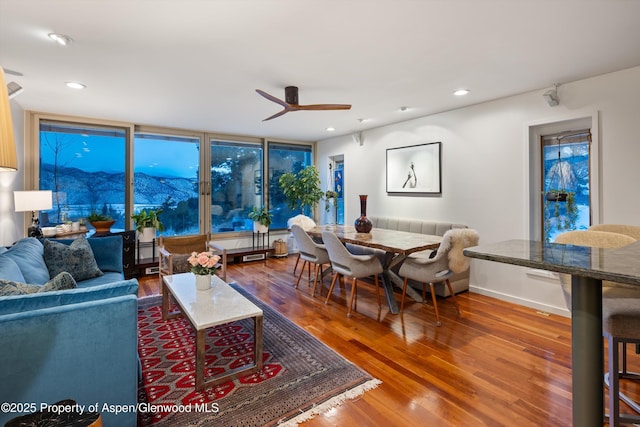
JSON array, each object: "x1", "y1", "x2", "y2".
[
  {"x1": 88, "y1": 236, "x2": 123, "y2": 273},
  {"x1": 2, "y1": 238, "x2": 50, "y2": 285},
  {"x1": 0, "y1": 255, "x2": 26, "y2": 283},
  {"x1": 0, "y1": 272, "x2": 77, "y2": 296},
  {"x1": 43, "y1": 236, "x2": 104, "y2": 282},
  {"x1": 50, "y1": 236, "x2": 123, "y2": 273}
]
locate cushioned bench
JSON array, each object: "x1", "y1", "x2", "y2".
[{"x1": 359, "y1": 216, "x2": 470, "y2": 297}]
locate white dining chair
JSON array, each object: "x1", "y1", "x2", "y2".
[
  {"x1": 398, "y1": 228, "x2": 479, "y2": 326},
  {"x1": 322, "y1": 231, "x2": 383, "y2": 318},
  {"x1": 290, "y1": 224, "x2": 331, "y2": 296}
]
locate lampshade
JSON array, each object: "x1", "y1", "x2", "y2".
[
  {"x1": 0, "y1": 67, "x2": 18, "y2": 171},
  {"x1": 14, "y1": 190, "x2": 53, "y2": 212}
]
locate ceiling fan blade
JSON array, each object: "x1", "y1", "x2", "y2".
[
  {"x1": 257, "y1": 87, "x2": 351, "y2": 120},
  {"x1": 262, "y1": 108, "x2": 292, "y2": 121},
  {"x1": 297, "y1": 104, "x2": 352, "y2": 111},
  {"x1": 256, "y1": 89, "x2": 289, "y2": 108}
]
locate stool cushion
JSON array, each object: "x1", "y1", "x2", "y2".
[{"x1": 603, "y1": 297, "x2": 640, "y2": 339}]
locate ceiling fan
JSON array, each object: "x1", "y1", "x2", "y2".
[{"x1": 256, "y1": 86, "x2": 351, "y2": 121}]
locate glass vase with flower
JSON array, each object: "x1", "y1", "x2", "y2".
[{"x1": 187, "y1": 251, "x2": 221, "y2": 290}]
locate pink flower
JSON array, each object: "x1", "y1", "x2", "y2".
[
  {"x1": 206, "y1": 254, "x2": 220, "y2": 268},
  {"x1": 188, "y1": 251, "x2": 220, "y2": 275},
  {"x1": 187, "y1": 252, "x2": 199, "y2": 266}
]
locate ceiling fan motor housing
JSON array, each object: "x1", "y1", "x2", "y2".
[{"x1": 285, "y1": 86, "x2": 299, "y2": 104}]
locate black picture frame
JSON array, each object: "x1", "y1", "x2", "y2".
[{"x1": 386, "y1": 142, "x2": 442, "y2": 194}]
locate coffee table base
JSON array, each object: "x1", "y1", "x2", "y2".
[
  {"x1": 195, "y1": 316, "x2": 263, "y2": 391},
  {"x1": 161, "y1": 279, "x2": 264, "y2": 391}
]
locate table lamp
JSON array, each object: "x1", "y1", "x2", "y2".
[{"x1": 14, "y1": 190, "x2": 53, "y2": 237}]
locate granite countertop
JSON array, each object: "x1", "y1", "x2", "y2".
[{"x1": 464, "y1": 239, "x2": 640, "y2": 285}]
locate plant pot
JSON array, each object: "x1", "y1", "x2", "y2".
[
  {"x1": 90, "y1": 220, "x2": 115, "y2": 234},
  {"x1": 195, "y1": 274, "x2": 211, "y2": 291},
  {"x1": 546, "y1": 191, "x2": 568, "y2": 202},
  {"x1": 253, "y1": 222, "x2": 269, "y2": 234},
  {"x1": 138, "y1": 227, "x2": 156, "y2": 242}
]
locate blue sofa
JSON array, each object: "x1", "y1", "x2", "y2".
[{"x1": 0, "y1": 237, "x2": 139, "y2": 427}]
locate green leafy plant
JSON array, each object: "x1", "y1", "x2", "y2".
[
  {"x1": 278, "y1": 165, "x2": 325, "y2": 214},
  {"x1": 131, "y1": 208, "x2": 165, "y2": 232},
  {"x1": 247, "y1": 206, "x2": 273, "y2": 227},
  {"x1": 86, "y1": 212, "x2": 113, "y2": 222},
  {"x1": 324, "y1": 190, "x2": 338, "y2": 212}
]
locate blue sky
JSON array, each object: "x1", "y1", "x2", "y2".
[{"x1": 40, "y1": 134, "x2": 199, "y2": 178}]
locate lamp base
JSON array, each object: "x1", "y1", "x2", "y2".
[{"x1": 27, "y1": 225, "x2": 42, "y2": 238}]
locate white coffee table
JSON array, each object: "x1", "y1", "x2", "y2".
[{"x1": 161, "y1": 272, "x2": 264, "y2": 391}]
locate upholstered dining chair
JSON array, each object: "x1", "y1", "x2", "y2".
[
  {"x1": 322, "y1": 231, "x2": 383, "y2": 318},
  {"x1": 398, "y1": 228, "x2": 479, "y2": 326},
  {"x1": 555, "y1": 230, "x2": 640, "y2": 425},
  {"x1": 287, "y1": 215, "x2": 317, "y2": 276},
  {"x1": 290, "y1": 224, "x2": 331, "y2": 296}
]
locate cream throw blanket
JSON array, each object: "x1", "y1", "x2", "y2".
[{"x1": 445, "y1": 228, "x2": 480, "y2": 274}]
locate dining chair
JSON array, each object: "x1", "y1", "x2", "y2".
[
  {"x1": 555, "y1": 230, "x2": 640, "y2": 425},
  {"x1": 398, "y1": 228, "x2": 479, "y2": 326},
  {"x1": 290, "y1": 224, "x2": 331, "y2": 296},
  {"x1": 322, "y1": 231, "x2": 383, "y2": 318},
  {"x1": 287, "y1": 215, "x2": 317, "y2": 276}
]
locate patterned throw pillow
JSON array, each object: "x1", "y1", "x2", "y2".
[
  {"x1": 43, "y1": 236, "x2": 104, "y2": 282},
  {"x1": 0, "y1": 272, "x2": 77, "y2": 296}
]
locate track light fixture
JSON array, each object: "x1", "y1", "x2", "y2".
[
  {"x1": 352, "y1": 132, "x2": 363, "y2": 146},
  {"x1": 543, "y1": 84, "x2": 560, "y2": 107}
]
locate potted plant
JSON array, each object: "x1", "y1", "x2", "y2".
[
  {"x1": 86, "y1": 212, "x2": 115, "y2": 234},
  {"x1": 247, "y1": 206, "x2": 273, "y2": 233},
  {"x1": 278, "y1": 165, "x2": 325, "y2": 216},
  {"x1": 131, "y1": 208, "x2": 164, "y2": 242}
]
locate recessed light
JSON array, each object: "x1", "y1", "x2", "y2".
[
  {"x1": 48, "y1": 33, "x2": 73, "y2": 46},
  {"x1": 453, "y1": 89, "x2": 470, "y2": 96},
  {"x1": 326, "y1": 127, "x2": 336, "y2": 132},
  {"x1": 65, "y1": 82, "x2": 86, "y2": 90}
]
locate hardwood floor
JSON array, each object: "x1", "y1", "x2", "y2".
[{"x1": 137, "y1": 256, "x2": 640, "y2": 426}]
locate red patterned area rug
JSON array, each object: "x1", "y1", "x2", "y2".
[{"x1": 137, "y1": 285, "x2": 380, "y2": 427}]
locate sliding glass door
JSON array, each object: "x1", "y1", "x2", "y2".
[{"x1": 134, "y1": 131, "x2": 201, "y2": 236}]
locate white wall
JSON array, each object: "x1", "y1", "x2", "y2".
[
  {"x1": 316, "y1": 65, "x2": 640, "y2": 317},
  {"x1": 0, "y1": 100, "x2": 25, "y2": 246}
]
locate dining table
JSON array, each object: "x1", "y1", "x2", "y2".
[
  {"x1": 463, "y1": 239, "x2": 640, "y2": 427},
  {"x1": 307, "y1": 224, "x2": 442, "y2": 314}
]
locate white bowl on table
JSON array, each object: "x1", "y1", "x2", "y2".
[{"x1": 42, "y1": 227, "x2": 57, "y2": 237}]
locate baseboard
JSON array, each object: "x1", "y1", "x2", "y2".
[{"x1": 469, "y1": 285, "x2": 570, "y2": 318}]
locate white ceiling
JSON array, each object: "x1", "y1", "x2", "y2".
[{"x1": 2, "y1": 0, "x2": 640, "y2": 142}]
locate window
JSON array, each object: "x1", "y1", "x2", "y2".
[
  {"x1": 529, "y1": 115, "x2": 598, "y2": 243},
  {"x1": 30, "y1": 113, "x2": 314, "y2": 237},
  {"x1": 210, "y1": 139, "x2": 263, "y2": 233},
  {"x1": 134, "y1": 132, "x2": 201, "y2": 236},
  {"x1": 267, "y1": 143, "x2": 313, "y2": 229},
  {"x1": 542, "y1": 130, "x2": 591, "y2": 241},
  {"x1": 39, "y1": 120, "x2": 127, "y2": 230}
]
